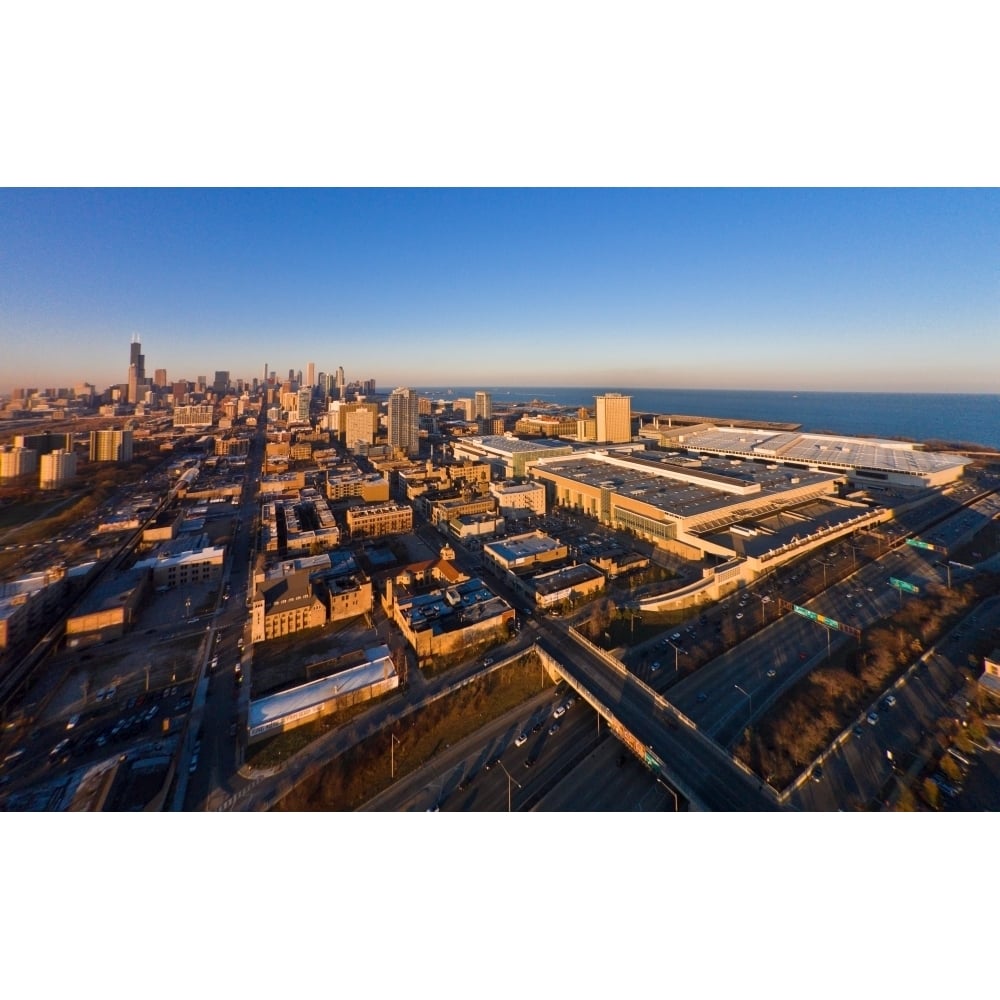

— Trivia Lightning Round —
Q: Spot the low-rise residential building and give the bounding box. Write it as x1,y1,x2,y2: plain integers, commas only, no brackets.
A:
448,513,507,538
345,501,413,539
513,414,579,437
133,544,226,588
65,568,150,646
483,530,569,573
489,479,547,517
530,563,605,609
251,553,373,643
425,493,497,527
979,649,1000,700
387,575,513,665
0,567,70,673
325,464,390,503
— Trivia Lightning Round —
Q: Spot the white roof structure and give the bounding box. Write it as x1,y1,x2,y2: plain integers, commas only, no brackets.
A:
664,426,969,486
248,645,395,737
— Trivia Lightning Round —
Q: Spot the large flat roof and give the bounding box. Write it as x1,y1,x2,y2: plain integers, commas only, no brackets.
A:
484,531,564,563
672,426,970,476
476,435,572,455
532,452,836,521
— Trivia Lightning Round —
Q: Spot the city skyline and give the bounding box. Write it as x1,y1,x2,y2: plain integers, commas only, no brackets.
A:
1,188,998,395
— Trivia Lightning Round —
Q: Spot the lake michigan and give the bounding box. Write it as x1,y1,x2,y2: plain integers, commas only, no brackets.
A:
417,387,1000,450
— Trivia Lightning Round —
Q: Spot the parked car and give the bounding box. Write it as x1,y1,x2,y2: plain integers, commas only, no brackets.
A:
867,711,879,725
514,732,528,748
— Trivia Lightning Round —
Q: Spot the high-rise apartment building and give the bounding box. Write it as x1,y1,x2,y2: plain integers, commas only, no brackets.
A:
388,387,420,457
89,429,133,462
594,393,632,444
296,387,312,423
13,432,72,455
39,449,77,489
0,446,38,482
475,391,492,421
344,404,378,449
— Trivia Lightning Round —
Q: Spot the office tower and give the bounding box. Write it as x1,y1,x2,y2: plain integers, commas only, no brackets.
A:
196,375,207,394
594,393,632,444
89,429,133,462
39,449,77,489
213,371,230,396
475,391,492,421
306,362,316,388
388,387,420,457
153,368,168,388
127,334,145,404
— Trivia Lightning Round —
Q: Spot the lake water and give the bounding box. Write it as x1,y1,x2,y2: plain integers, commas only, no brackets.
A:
419,387,1000,450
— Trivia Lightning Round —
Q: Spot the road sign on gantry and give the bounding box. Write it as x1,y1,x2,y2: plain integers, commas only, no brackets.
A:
889,577,920,594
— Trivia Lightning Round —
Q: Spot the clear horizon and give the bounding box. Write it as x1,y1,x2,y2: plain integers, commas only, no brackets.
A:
2,188,997,395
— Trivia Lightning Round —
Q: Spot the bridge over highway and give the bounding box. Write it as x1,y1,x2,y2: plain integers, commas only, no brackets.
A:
533,630,783,811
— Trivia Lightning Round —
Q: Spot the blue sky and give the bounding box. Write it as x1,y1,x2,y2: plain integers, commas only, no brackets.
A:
1,188,997,394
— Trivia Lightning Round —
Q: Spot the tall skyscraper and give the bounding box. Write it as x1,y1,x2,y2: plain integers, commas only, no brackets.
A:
213,371,230,396
127,334,145,404
153,368,168,388
594,393,632,443
307,362,316,387
388,387,420,457
475,390,492,421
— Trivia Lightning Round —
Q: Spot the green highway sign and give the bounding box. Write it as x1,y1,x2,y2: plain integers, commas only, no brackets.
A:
889,577,920,594
907,538,939,552
792,605,842,631
644,751,661,772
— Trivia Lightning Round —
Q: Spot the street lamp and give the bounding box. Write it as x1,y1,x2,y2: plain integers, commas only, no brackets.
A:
757,593,769,626
390,733,400,779
665,639,686,674
734,683,752,724
496,759,521,812
656,778,679,812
